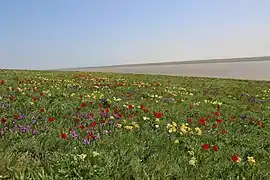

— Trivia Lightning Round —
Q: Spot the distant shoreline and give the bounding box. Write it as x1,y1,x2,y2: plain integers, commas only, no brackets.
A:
59,56,270,70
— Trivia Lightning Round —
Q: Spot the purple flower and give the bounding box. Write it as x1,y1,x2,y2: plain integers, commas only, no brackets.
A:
113,113,120,119
19,115,25,120
108,120,114,124
86,129,95,134
71,85,78,90
100,98,106,103
100,112,108,118
83,139,90,145
32,129,37,135
240,115,247,119
94,133,100,140
18,125,30,133
70,129,80,139
87,114,93,120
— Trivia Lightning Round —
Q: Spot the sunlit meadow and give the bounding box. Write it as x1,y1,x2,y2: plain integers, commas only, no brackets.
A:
0,69,269,179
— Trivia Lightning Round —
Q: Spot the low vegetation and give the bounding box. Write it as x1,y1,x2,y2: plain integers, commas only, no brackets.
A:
0,70,269,179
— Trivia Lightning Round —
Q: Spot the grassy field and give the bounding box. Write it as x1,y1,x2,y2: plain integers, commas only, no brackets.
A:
0,69,270,179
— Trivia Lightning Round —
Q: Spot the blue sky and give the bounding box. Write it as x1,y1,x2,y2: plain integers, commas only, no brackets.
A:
1,0,270,69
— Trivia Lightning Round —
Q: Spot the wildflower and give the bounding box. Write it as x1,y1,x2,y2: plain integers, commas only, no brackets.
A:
202,143,210,150
174,139,179,144
17,87,23,92
143,117,150,120
216,119,223,123
212,145,219,151
117,123,122,128
221,129,226,134
213,123,218,129
9,95,14,101
93,151,100,157
188,151,195,156
79,124,85,129
32,129,37,135
240,115,247,119
179,123,188,135
48,117,54,123
1,118,7,124
153,111,163,118
89,121,97,128
83,139,90,145
124,125,133,130
167,123,177,133
198,117,206,126
247,157,256,165
87,133,95,139
131,122,139,129
189,157,197,166
60,132,68,139
232,154,241,163
80,103,86,108
77,154,87,161
194,127,202,136
187,117,192,124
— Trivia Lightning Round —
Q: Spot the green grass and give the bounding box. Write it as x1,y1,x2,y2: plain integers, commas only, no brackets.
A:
0,70,270,180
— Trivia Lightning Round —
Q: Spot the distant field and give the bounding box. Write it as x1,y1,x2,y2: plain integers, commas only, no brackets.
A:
58,57,270,81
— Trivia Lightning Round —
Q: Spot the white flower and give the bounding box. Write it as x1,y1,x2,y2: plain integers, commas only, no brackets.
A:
77,154,87,161
93,151,100,157
189,157,197,166
188,151,195,156
143,117,150,120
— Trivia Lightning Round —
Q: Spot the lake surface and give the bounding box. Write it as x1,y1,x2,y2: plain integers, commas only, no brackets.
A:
70,61,270,81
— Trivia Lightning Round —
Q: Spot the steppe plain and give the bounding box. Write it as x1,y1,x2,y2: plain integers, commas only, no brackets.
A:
1,56,270,179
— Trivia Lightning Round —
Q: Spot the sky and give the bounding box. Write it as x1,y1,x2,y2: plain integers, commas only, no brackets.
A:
1,0,270,70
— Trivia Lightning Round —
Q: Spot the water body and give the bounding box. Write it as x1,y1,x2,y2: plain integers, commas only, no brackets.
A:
71,61,270,81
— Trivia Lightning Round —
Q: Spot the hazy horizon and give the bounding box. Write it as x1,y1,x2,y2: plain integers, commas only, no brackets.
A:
1,1,270,70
